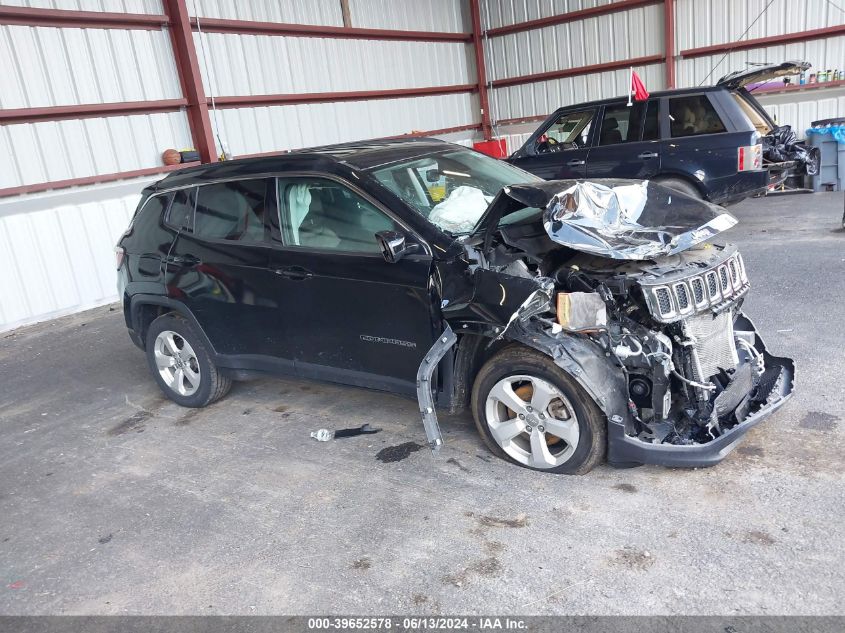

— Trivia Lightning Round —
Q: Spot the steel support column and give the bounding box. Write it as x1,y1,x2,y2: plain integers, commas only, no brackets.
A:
163,0,217,163
469,0,493,140
664,0,675,89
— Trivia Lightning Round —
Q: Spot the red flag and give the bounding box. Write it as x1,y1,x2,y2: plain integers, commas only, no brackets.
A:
631,70,649,101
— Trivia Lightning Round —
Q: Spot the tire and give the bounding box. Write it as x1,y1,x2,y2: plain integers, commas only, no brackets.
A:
144,313,231,407
470,345,606,475
653,176,703,199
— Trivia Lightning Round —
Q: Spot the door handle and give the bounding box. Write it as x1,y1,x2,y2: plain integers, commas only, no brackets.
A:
164,254,201,266
272,265,313,281
638,151,659,159
566,159,586,167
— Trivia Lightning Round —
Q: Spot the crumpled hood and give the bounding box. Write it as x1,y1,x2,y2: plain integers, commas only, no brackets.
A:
476,179,738,261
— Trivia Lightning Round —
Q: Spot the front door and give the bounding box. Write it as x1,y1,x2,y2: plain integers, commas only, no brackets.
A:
586,99,662,179
268,176,435,395
164,179,287,359
510,108,597,179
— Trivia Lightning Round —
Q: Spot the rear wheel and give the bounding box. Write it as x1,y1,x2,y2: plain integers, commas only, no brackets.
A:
145,313,231,407
471,346,606,474
653,176,703,199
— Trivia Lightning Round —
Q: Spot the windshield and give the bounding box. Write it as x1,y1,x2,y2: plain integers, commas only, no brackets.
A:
368,148,542,234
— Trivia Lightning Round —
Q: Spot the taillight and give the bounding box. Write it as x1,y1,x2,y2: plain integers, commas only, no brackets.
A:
737,143,762,171
114,246,125,269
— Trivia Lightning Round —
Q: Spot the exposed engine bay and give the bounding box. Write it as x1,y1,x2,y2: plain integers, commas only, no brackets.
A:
435,179,794,457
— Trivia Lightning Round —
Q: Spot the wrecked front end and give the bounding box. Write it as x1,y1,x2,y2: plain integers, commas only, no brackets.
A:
423,179,794,468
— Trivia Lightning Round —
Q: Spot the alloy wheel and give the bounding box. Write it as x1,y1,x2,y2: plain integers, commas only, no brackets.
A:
484,374,580,469
153,330,201,397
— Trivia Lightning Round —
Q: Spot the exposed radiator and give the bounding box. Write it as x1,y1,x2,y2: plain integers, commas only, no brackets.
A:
683,311,739,381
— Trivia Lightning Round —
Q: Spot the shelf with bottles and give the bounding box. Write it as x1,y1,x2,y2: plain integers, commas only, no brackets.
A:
749,79,845,97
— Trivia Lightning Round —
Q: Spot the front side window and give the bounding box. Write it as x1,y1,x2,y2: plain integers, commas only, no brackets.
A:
536,109,596,153
369,148,541,235
277,178,399,253
193,179,269,242
669,95,727,137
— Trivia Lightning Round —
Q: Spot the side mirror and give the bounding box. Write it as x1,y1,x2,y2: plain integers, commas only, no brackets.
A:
375,230,420,263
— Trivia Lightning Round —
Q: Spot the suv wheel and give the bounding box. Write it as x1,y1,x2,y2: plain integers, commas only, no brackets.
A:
471,346,606,474
145,313,231,407
653,176,703,199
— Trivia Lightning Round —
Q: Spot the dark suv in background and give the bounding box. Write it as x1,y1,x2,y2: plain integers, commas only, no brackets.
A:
507,62,809,205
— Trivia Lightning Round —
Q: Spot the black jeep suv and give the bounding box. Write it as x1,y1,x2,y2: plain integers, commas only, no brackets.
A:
117,138,793,474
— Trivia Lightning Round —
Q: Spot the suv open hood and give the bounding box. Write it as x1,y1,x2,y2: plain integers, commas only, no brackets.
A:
717,61,810,89
473,179,738,261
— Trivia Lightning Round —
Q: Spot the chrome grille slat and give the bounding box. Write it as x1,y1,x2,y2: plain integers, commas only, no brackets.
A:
640,252,749,324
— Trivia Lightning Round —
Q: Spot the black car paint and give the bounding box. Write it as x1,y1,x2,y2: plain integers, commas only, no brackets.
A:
507,85,782,205
118,139,789,468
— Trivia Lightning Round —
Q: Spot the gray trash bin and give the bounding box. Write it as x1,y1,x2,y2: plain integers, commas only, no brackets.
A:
807,120,844,192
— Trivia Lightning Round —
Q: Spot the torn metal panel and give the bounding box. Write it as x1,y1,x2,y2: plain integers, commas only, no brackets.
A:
472,179,738,261
416,325,457,452
541,180,737,260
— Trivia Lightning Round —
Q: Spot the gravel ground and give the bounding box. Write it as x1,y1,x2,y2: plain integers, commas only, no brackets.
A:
0,192,843,616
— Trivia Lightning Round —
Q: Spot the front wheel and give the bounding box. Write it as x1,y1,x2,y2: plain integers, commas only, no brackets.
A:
471,346,606,474
145,313,231,407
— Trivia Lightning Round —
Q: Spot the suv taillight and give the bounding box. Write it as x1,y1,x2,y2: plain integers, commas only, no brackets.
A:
114,246,125,269
737,144,762,171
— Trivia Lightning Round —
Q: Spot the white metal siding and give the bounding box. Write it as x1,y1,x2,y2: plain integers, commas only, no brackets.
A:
192,32,473,97
0,112,193,188
483,1,664,123
213,92,478,156
0,25,182,108
347,0,467,33
0,1,162,13
189,0,343,26
0,179,154,333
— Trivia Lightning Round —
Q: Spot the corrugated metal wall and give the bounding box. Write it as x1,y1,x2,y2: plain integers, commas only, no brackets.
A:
189,0,476,156
483,0,665,122
0,179,151,331
0,0,478,332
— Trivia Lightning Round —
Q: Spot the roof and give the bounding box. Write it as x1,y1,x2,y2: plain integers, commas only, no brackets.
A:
154,137,454,190
544,85,725,113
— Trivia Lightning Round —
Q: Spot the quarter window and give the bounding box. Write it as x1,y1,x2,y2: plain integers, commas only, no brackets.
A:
669,95,726,137
166,188,196,230
277,178,400,254
193,179,269,242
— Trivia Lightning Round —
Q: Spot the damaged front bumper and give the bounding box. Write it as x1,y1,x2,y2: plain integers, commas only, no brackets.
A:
608,316,795,468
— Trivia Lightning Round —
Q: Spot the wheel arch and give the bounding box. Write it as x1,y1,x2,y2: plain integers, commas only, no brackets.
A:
129,295,217,357
652,172,708,200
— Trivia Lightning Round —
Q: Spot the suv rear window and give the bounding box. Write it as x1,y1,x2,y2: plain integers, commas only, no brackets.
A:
669,95,726,137
598,101,658,145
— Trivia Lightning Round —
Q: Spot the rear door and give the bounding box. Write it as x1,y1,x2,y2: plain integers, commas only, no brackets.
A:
509,107,598,179
164,179,288,358
268,176,435,394
586,99,662,178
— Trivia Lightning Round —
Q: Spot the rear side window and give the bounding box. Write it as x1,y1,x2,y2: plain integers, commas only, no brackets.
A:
166,188,196,230
669,95,726,137
193,179,269,242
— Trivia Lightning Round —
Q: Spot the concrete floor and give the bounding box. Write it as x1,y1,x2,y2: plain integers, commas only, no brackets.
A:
1,193,843,616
